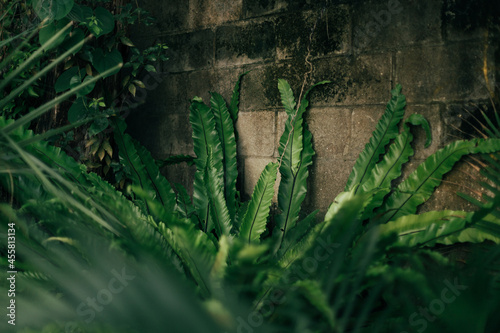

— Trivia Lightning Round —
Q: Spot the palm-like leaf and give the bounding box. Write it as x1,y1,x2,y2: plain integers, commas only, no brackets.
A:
210,91,238,219
345,84,406,192
229,71,249,123
272,80,328,257
189,99,224,232
239,162,278,244
359,114,431,220
375,138,500,224
204,150,232,238
113,118,176,219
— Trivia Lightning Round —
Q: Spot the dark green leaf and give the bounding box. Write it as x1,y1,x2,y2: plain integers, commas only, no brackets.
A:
67,4,92,22
60,28,84,54
144,64,156,72
239,162,278,244
204,150,232,238
359,114,431,220
120,36,135,47
93,7,115,36
376,138,500,223
92,48,123,78
88,117,109,137
67,97,87,124
189,100,224,233
55,67,79,93
210,91,238,219
39,19,71,49
229,71,249,123
345,84,406,191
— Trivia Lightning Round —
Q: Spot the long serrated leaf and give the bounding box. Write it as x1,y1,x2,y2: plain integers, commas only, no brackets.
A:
378,210,469,247
132,138,177,212
272,80,328,256
209,235,229,292
294,280,336,329
161,223,217,298
174,183,197,221
277,211,322,269
189,100,224,232
229,71,249,123
345,84,406,192
239,162,278,244
210,91,238,219
113,118,177,218
273,128,315,255
376,138,500,224
278,79,297,116
360,114,431,220
205,150,232,238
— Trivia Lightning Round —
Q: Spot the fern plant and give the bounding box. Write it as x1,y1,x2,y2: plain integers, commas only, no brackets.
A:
111,77,500,332
2,28,500,333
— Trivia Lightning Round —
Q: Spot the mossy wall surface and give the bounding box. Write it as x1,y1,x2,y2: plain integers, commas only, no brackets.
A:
127,0,500,217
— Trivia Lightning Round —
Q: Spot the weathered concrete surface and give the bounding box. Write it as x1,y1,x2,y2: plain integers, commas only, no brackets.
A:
237,111,276,157
129,0,499,218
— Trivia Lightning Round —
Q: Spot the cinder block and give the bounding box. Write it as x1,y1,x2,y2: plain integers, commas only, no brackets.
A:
242,0,287,19
236,65,294,111
309,53,393,106
186,70,217,105
214,67,258,111
242,0,333,19
275,6,349,61
129,1,190,37
149,72,189,116
307,107,351,158
157,114,194,156
308,157,355,213
163,29,215,73
262,62,310,109
236,111,276,157
349,106,385,159
442,0,499,41
216,20,276,67
351,0,442,53
125,112,192,161
188,0,243,29
395,43,496,103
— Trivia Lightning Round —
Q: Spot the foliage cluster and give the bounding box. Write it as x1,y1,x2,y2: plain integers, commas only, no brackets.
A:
0,0,167,178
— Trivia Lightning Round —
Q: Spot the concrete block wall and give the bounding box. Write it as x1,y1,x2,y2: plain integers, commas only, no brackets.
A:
127,0,499,217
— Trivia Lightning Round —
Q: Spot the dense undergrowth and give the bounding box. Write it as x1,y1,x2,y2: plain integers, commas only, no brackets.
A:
2,1,500,333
